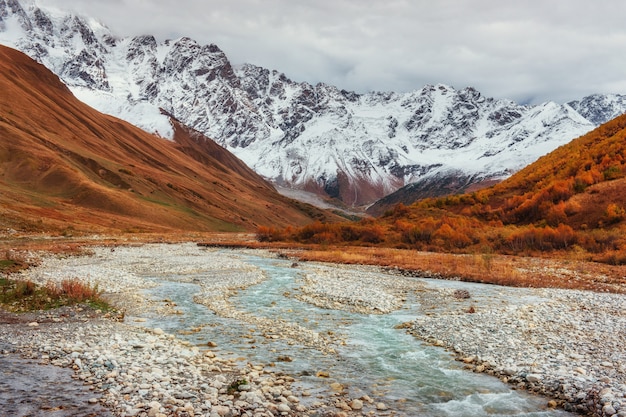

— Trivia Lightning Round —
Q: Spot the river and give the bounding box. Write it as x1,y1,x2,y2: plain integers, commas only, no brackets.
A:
132,249,572,416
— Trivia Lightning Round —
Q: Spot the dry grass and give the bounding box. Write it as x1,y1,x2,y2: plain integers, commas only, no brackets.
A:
297,247,626,293
0,277,107,312
56,279,101,302
200,235,626,294
303,247,626,293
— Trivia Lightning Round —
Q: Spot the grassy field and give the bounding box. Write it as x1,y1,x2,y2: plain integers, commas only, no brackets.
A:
199,234,626,294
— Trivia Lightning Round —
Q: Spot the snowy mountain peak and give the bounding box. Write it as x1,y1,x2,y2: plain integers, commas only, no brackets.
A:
568,94,626,126
2,0,626,207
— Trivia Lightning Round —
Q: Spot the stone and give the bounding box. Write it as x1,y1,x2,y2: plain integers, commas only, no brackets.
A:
330,382,344,392
453,289,471,299
376,402,388,410
148,401,161,409
526,374,542,383
350,399,363,410
336,401,351,411
599,388,613,397
503,367,518,376
603,404,617,415
213,405,230,416
277,403,291,412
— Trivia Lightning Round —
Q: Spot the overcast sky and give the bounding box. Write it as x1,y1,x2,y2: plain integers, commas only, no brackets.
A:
36,0,626,104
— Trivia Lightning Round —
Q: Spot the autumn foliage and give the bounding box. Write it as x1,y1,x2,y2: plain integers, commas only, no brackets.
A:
259,114,626,264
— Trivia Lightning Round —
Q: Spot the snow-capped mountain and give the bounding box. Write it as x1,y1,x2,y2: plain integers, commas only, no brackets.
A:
2,0,626,207
567,94,626,126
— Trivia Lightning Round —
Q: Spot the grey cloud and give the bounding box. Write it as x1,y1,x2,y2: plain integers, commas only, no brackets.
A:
36,0,626,104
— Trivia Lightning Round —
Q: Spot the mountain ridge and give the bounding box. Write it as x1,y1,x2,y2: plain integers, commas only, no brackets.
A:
2,0,625,207
0,44,337,233
274,113,626,266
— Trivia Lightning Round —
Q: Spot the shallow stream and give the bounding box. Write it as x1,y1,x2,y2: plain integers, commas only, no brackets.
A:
134,250,572,416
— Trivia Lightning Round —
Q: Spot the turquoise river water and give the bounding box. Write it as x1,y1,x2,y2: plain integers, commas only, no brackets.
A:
134,251,573,417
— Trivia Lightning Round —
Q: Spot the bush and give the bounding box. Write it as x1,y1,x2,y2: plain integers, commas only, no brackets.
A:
59,279,101,302
506,224,577,252
256,226,285,242
15,280,36,297
605,203,625,224
0,277,107,312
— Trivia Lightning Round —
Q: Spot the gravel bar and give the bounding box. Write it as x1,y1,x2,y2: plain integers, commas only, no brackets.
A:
3,243,625,416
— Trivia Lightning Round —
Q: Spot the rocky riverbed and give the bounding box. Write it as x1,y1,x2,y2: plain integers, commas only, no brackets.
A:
404,281,626,417
0,306,325,417
2,243,625,416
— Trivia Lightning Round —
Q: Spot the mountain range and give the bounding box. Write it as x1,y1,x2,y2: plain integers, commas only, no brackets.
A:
2,0,626,209
280,111,626,264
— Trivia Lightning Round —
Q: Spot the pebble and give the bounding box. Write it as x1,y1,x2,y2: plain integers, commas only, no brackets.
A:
407,282,626,417
350,399,364,410
5,244,392,417
277,403,291,412
8,242,626,417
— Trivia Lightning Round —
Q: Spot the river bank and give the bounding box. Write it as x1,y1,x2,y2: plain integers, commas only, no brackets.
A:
288,260,626,416
2,243,624,416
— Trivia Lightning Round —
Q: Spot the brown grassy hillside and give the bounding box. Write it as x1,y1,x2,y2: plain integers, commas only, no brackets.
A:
0,45,338,234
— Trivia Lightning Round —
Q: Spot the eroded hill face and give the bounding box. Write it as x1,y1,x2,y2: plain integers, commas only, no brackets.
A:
0,46,337,234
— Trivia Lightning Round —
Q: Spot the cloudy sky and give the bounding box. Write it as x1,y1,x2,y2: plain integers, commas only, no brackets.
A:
37,0,626,104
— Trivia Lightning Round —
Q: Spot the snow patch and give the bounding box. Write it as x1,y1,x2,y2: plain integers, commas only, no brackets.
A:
71,87,174,140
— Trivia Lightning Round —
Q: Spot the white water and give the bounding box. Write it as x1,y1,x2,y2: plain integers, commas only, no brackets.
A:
134,250,573,416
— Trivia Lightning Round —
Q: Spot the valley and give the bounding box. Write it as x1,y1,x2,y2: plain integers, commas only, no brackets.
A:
2,0,626,207
0,1,625,417
3,242,624,417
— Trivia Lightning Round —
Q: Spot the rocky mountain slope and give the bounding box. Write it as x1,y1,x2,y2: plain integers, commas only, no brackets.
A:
0,45,336,233
2,0,625,207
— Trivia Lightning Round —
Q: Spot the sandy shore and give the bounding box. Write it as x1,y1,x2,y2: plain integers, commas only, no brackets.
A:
2,243,625,416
